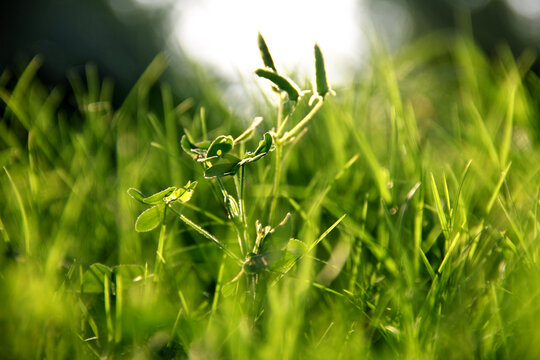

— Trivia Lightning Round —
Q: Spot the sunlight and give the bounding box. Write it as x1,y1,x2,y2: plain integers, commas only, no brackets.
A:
172,0,366,84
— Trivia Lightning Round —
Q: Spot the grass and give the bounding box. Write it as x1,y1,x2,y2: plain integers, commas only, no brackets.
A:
2,32,540,359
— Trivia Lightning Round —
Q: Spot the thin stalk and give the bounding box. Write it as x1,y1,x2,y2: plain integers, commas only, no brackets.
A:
216,176,246,256
268,143,282,226
279,97,324,144
234,165,249,250
153,218,167,281
209,253,227,327
169,206,242,264
277,93,284,129
104,274,114,343
268,96,286,225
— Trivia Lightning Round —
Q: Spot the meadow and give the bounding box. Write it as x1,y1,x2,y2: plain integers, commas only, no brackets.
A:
2,32,540,359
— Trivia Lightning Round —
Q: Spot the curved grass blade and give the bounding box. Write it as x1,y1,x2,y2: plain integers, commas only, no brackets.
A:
255,68,301,102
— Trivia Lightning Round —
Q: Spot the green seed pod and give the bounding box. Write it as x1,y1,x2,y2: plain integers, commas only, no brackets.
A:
314,43,330,97
255,68,301,102
257,32,277,72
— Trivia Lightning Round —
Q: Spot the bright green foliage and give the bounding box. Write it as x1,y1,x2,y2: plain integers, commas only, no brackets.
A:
140,187,176,205
135,204,165,232
3,32,540,360
240,132,274,164
181,134,211,161
129,181,198,232
203,155,241,178
206,135,234,159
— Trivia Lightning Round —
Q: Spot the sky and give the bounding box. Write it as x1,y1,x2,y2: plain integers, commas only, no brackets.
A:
170,0,368,85
130,0,540,87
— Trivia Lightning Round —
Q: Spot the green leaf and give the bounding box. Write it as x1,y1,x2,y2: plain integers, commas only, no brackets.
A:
204,156,241,178
255,68,301,102
135,204,166,232
258,32,277,72
81,263,112,293
314,43,330,97
127,188,146,204
206,135,234,159
142,187,176,205
240,132,274,165
164,181,198,204
181,134,210,161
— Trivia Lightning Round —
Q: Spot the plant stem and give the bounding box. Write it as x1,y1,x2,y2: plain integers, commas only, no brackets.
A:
153,218,167,281
268,142,282,226
279,97,324,144
234,165,249,250
216,176,246,256
268,96,287,225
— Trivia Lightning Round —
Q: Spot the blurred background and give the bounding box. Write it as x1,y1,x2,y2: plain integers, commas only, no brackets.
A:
1,0,540,101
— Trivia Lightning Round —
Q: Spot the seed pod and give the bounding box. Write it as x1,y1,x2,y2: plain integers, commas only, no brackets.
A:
257,32,277,72
255,68,301,102
314,43,330,97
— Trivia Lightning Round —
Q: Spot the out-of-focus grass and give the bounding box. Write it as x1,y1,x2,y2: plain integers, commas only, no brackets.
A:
2,32,540,359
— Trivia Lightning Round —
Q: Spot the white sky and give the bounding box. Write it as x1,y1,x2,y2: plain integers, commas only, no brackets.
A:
130,0,540,86
171,0,367,85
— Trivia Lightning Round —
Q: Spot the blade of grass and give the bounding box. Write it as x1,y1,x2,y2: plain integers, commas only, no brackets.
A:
3,167,30,255
486,163,511,214
430,173,449,240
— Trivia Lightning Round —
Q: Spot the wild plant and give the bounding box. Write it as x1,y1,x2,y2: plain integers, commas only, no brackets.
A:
122,33,343,305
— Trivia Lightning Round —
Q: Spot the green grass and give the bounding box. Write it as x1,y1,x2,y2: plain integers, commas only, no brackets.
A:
2,32,540,359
